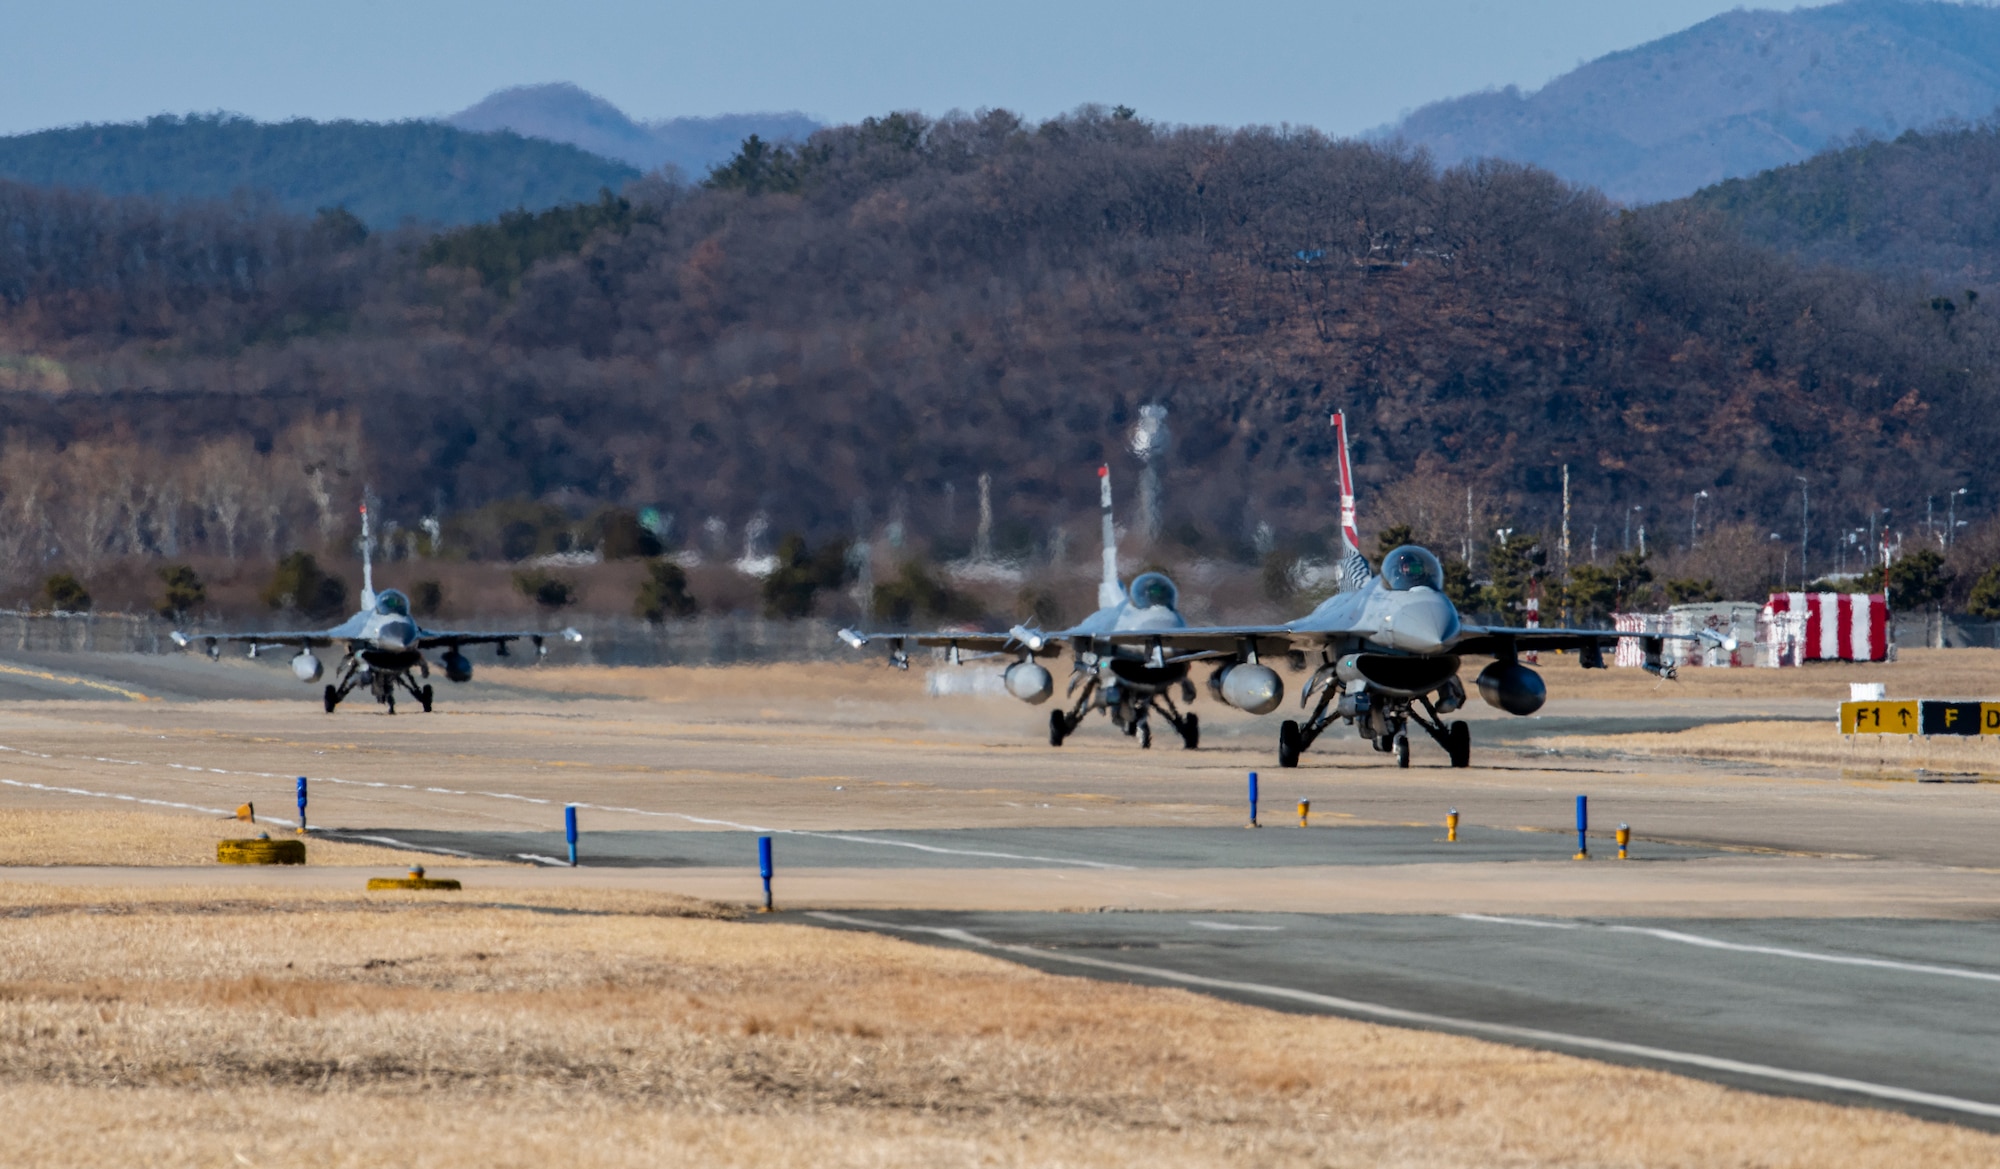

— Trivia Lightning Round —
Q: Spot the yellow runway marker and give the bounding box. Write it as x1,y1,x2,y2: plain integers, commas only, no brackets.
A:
0,661,154,702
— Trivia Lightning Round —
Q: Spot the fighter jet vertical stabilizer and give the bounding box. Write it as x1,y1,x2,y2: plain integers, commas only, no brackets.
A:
1097,464,1124,611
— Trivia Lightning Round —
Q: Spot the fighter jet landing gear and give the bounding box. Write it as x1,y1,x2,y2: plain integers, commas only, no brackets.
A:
322,656,438,715
1047,671,1200,749
1407,695,1472,769
1278,678,1470,769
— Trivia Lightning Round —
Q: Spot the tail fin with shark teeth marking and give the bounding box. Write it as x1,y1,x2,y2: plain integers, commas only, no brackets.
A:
1333,411,1371,591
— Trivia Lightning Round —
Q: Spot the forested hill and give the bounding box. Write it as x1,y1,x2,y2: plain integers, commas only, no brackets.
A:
0,115,639,227
0,108,1993,579
1689,119,2000,292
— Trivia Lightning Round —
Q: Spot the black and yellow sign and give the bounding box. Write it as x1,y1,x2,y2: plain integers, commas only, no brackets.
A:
1842,701,1917,735
1842,700,2000,735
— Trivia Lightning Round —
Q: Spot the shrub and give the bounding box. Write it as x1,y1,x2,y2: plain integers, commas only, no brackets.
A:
410,579,444,617
156,565,206,619
513,569,575,611
635,559,699,622
261,552,349,620
42,573,90,613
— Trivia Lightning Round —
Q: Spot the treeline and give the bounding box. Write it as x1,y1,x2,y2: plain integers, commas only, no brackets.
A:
1691,118,2000,291
1,107,1999,618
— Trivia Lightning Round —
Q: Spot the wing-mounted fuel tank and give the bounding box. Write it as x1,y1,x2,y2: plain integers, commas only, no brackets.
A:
442,649,474,684
1003,660,1054,704
1475,660,1546,715
1207,662,1284,714
290,652,323,683
1333,653,1461,699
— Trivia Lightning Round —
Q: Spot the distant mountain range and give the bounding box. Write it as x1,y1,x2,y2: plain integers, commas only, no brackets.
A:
1383,0,2000,204
0,114,639,228
446,84,818,177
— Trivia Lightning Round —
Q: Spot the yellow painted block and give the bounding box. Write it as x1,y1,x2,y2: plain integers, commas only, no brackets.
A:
1982,704,2000,735
1841,700,1918,735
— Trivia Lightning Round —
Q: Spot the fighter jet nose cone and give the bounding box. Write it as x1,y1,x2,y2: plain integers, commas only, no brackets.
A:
380,618,417,648
1392,589,1460,654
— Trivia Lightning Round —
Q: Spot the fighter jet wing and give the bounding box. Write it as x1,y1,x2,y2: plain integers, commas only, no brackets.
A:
1452,624,1718,657
1087,625,1297,659
1451,625,1621,656
173,629,340,651
836,626,1068,660
415,627,583,651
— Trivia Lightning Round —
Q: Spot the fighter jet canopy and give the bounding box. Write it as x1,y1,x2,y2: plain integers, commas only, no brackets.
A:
1380,546,1444,592
1127,571,1178,611
374,589,412,617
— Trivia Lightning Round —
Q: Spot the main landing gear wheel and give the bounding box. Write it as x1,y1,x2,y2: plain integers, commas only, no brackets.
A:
1049,711,1067,747
323,684,338,713
1180,713,1200,750
1137,719,1152,749
386,693,396,715
1278,720,1302,769
1447,720,1471,769
419,684,434,713
1394,733,1410,769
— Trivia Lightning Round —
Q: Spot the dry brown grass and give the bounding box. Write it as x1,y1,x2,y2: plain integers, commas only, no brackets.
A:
1543,720,2000,778
0,883,1991,1167
1540,647,2000,703
0,807,510,867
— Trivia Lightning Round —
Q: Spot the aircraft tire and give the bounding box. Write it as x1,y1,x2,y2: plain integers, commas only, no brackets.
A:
1278,720,1302,769
1447,720,1471,769
1394,734,1410,769
386,693,395,716
1180,713,1200,750
323,685,338,714
419,684,434,713
1138,720,1152,749
1049,711,1066,747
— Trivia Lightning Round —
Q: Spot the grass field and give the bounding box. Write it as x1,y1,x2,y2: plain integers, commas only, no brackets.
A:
0,881,1993,1168
0,808,506,867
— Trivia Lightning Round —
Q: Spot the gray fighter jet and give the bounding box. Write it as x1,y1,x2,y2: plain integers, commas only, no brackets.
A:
1093,411,1714,768
839,466,1222,749
173,504,581,713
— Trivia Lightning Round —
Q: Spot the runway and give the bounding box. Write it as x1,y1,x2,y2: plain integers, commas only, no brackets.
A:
806,908,2000,1127
7,651,2000,1130
336,823,1723,868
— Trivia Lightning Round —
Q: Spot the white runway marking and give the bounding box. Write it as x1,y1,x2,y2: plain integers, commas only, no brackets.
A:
1190,921,1284,932
0,743,1130,869
811,912,2000,1122
1459,913,2000,985
0,777,295,827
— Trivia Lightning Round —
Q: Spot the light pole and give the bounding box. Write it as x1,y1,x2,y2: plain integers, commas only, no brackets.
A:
1625,505,1642,554
1798,478,1811,582
1691,490,1709,549
1950,487,1968,549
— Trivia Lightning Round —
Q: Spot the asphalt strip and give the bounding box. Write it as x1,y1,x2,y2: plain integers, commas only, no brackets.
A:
1458,913,2000,984
807,911,2000,1124
0,750,1129,869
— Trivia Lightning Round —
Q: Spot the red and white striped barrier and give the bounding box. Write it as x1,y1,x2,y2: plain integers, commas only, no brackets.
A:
1762,593,1891,664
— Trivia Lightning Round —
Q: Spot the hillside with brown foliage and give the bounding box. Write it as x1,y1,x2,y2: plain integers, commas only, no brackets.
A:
0,107,1995,613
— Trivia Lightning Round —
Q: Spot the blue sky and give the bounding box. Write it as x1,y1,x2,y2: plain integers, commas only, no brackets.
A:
0,0,1809,137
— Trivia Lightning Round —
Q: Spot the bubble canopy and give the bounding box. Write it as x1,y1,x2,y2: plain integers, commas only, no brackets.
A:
374,589,411,617
1127,572,1178,611
1379,546,1444,592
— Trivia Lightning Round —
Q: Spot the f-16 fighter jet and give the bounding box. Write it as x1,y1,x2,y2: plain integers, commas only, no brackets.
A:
173,504,581,714
840,466,1231,749
1091,411,1718,769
